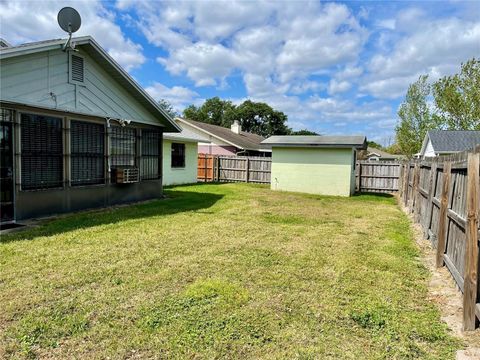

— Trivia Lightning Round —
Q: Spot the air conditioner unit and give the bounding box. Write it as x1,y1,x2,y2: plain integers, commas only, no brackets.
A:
112,167,139,184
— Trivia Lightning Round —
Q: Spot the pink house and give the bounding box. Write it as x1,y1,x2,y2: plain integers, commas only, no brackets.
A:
176,118,271,157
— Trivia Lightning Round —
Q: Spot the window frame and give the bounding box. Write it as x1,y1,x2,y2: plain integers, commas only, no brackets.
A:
141,129,161,180
110,126,137,169
171,142,186,169
70,119,106,187
20,112,64,191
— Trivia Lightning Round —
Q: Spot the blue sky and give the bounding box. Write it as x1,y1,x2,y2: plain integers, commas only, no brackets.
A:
1,0,479,144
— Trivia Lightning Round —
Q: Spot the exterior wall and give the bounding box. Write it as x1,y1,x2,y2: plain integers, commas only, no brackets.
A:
270,147,354,197
198,144,237,155
2,105,164,221
0,48,163,127
163,140,198,185
423,139,437,157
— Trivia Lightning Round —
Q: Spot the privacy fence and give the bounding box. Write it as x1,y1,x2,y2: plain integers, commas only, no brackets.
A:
355,160,401,193
198,154,271,184
398,147,480,331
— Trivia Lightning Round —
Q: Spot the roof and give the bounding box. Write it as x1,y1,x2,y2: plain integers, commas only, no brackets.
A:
0,36,180,132
164,119,209,143
177,118,270,152
366,147,401,159
426,130,480,153
262,135,367,149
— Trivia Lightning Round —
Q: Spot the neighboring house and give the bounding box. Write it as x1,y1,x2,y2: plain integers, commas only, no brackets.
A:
163,119,207,185
365,147,403,162
0,36,180,224
261,135,367,196
419,130,480,158
176,118,271,156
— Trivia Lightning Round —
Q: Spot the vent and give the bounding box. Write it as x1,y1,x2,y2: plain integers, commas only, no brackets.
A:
71,54,84,83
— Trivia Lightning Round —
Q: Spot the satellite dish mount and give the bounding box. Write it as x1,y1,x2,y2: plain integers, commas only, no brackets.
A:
57,7,81,51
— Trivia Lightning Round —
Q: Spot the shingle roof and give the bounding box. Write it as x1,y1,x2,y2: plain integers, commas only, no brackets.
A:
262,135,367,149
178,118,269,151
428,130,480,153
164,120,209,143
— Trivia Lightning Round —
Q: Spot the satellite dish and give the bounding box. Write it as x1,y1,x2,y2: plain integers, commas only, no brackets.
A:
57,7,81,51
57,7,81,34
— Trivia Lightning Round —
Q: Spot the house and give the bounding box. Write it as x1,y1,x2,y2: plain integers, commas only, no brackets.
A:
163,119,207,185
364,147,403,162
0,36,180,224
419,130,480,158
176,118,271,156
261,135,367,196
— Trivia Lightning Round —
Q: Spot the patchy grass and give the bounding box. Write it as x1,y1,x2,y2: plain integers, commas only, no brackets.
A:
0,183,461,359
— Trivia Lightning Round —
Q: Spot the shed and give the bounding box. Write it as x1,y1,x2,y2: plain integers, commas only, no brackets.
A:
163,119,208,185
261,135,367,196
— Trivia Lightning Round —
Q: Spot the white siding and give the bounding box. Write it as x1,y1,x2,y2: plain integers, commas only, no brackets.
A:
1,48,162,125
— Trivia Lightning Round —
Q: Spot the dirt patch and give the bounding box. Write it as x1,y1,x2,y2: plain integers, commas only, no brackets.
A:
398,198,480,359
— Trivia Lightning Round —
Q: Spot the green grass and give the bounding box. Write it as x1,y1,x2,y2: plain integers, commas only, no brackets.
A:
0,183,461,359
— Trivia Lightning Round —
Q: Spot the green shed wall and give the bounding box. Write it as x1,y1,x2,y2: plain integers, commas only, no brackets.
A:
270,147,355,196
162,140,198,186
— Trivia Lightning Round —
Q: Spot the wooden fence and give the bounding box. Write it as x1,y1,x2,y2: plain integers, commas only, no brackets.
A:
198,154,271,184
355,161,401,193
398,147,480,330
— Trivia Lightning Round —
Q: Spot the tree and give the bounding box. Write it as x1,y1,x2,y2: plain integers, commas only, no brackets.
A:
158,99,178,119
183,97,236,127
367,140,383,150
235,100,291,137
291,129,319,135
183,97,291,137
433,58,480,130
395,75,439,157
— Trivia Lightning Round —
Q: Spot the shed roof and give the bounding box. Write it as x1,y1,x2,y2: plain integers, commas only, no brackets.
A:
0,36,180,132
177,118,270,151
427,130,480,153
262,135,367,149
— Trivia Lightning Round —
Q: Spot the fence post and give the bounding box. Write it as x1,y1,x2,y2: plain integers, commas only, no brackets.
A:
356,162,362,192
205,154,208,182
463,152,479,330
246,157,250,183
411,163,419,213
424,162,437,239
402,163,409,206
436,161,451,268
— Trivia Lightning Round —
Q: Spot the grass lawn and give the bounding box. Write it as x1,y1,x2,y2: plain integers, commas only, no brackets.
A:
0,183,461,359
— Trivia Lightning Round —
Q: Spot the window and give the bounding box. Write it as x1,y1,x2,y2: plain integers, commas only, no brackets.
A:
71,120,105,186
171,143,185,168
110,126,136,167
70,54,84,83
21,113,63,190
141,130,161,180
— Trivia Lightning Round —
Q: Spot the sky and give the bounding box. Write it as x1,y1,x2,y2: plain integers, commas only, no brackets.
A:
1,1,479,144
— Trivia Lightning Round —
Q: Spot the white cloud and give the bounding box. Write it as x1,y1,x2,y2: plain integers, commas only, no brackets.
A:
145,83,200,113
328,80,352,95
360,15,480,98
0,0,145,71
124,1,368,89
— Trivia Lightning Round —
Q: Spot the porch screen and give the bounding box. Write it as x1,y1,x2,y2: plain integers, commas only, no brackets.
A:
141,130,161,180
71,120,105,186
21,113,63,190
110,126,136,167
